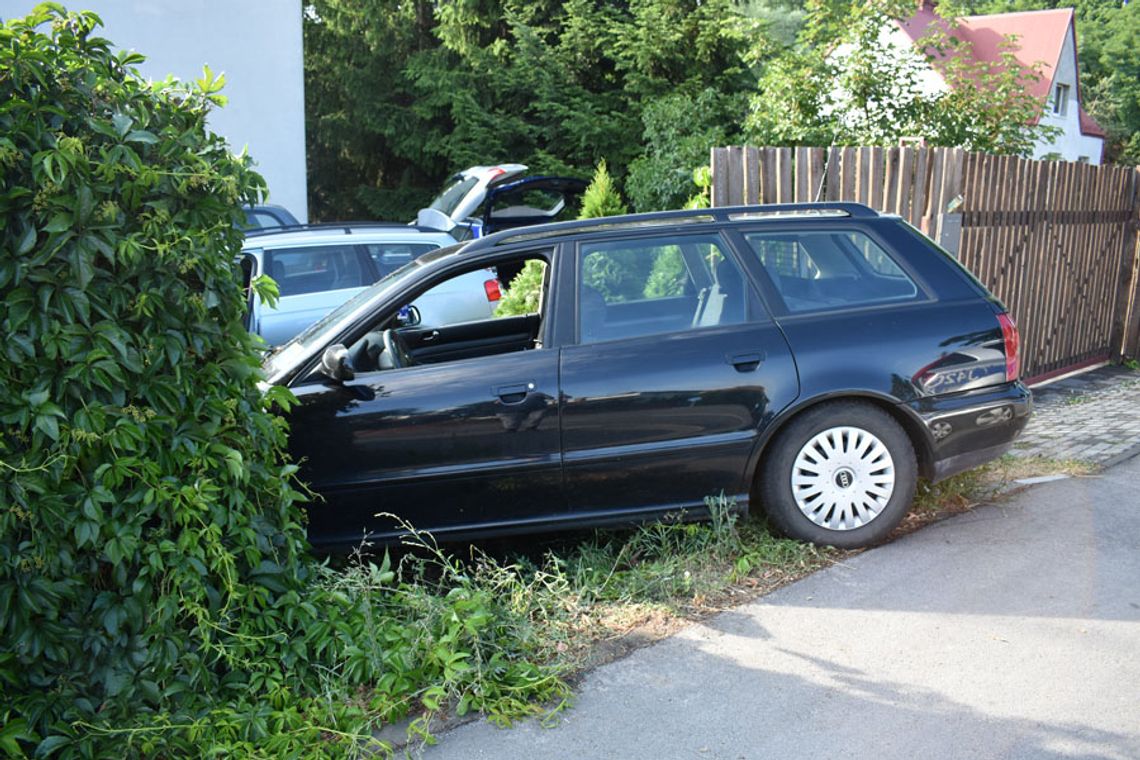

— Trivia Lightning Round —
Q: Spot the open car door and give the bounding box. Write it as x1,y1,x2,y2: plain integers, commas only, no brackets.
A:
481,176,589,236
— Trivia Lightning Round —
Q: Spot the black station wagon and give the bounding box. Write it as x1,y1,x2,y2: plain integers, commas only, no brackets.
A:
263,203,1031,551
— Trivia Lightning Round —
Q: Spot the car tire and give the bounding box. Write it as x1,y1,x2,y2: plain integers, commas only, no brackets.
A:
759,401,917,549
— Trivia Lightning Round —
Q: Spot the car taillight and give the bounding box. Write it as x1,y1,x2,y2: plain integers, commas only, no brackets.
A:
997,312,1019,382
484,279,502,301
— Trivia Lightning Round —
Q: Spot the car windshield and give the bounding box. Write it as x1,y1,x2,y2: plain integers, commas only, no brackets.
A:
428,174,479,217
262,243,462,378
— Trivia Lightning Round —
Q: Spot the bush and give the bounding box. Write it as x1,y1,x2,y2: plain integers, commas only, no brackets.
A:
0,5,328,751
578,160,628,220
0,9,568,756
498,160,632,316
495,259,547,318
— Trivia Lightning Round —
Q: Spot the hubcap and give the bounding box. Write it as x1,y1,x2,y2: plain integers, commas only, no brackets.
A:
791,426,896,531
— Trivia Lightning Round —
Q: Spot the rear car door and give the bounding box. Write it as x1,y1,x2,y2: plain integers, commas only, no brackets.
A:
258,243,378,345
557,231,800,519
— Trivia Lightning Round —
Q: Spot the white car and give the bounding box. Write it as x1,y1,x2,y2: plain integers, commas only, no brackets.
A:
241,224,500,345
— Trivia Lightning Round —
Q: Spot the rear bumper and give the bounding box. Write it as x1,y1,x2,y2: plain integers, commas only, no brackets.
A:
906,381,1033,483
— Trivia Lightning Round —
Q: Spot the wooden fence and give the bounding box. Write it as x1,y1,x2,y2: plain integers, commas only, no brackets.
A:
710,146,1140,382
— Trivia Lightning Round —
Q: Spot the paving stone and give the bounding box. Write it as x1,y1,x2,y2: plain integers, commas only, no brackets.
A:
1015,365,1140,466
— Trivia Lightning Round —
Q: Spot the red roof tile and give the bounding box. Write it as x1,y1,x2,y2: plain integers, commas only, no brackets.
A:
896,5,1105,138
1079,107,1106,138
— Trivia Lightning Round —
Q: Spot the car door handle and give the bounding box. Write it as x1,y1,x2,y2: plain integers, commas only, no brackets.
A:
493,382,535,404
420,330,441,343
727,351,765,372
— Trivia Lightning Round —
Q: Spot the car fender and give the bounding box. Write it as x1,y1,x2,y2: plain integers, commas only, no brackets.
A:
740,388,935,498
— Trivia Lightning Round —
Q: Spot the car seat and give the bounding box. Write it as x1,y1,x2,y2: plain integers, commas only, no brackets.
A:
579,285,607,342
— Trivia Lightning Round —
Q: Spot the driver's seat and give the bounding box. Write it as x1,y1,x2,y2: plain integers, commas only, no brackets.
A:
352,330,387,372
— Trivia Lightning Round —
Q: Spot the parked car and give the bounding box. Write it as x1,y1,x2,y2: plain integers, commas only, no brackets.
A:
263,202,1031,552
415,164,588,238
241,223,497,345
243,203,301,230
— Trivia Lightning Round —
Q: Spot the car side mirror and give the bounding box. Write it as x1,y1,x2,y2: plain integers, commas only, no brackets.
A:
397,304,421,328
319,344,354,383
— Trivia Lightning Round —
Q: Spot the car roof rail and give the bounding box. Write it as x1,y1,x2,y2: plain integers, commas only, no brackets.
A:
244,221,442,238
459,202,879,252
720,202,879,220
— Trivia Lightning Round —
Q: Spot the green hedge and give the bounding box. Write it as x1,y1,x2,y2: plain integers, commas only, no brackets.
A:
0,6,324,753
0,10,568,756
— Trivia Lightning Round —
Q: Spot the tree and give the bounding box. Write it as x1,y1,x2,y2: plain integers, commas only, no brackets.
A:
746,2,1054,155
304,0,764,219
579,160,629,219
625,89,742,212
497,159,629,317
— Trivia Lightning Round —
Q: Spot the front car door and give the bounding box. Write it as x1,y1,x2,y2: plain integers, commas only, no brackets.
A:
285,247,564,550
558,231,800,521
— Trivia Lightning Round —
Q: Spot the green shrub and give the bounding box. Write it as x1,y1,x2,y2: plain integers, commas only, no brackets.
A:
0,5,326,751
643,247,687,299
498,160,632,315
578,160,628,220
0,9,568,756
495,259,546,318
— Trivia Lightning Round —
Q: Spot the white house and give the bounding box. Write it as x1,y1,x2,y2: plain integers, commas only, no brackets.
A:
0,1,309,219
892,3,1106,164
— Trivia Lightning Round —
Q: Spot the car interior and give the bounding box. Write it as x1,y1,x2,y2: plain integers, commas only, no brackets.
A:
264,245,374,297
577,237,760,344
344,252,550,374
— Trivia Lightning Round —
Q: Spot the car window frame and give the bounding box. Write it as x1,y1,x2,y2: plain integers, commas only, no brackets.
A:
722,221,937,321
287,243,561,388
569,229,770,347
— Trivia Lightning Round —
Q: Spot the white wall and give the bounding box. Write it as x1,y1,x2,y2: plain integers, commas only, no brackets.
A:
826,24,949,137
0,1,308,220
1034,26,1104,165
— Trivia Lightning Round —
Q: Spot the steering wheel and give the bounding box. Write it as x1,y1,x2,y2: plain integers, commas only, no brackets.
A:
381,328,413,369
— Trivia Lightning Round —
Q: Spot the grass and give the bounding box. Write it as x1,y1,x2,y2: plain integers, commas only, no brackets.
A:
321,497,832,752
316,454,1097,754
895,454,1097,536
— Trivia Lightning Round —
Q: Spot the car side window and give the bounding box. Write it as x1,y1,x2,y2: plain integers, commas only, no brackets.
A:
744,230,918,313
364,242,441,278
341,251,550,375
578,234,755,344
264,245,369,296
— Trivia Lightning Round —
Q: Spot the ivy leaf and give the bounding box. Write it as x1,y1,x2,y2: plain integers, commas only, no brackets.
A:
34,734,71,757
125,130,158,145
34,414,60,441
111,112,133,138
70,248,95,289
15,226,36,255
44,214,71,233
103,668,130,697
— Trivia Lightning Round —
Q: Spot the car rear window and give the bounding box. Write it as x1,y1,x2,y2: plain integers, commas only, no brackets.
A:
264,245,369,296
744,230,918,313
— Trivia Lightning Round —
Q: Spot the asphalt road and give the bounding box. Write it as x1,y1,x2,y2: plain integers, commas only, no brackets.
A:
424,455,1140,760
